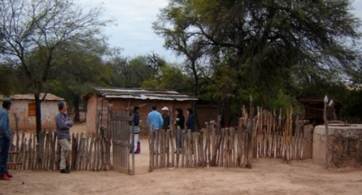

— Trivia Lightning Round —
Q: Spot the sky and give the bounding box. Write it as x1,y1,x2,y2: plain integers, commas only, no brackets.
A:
82,0,362,63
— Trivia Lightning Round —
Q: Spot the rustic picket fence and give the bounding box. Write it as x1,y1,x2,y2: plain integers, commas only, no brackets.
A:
7,129,112,171
149,106,305,170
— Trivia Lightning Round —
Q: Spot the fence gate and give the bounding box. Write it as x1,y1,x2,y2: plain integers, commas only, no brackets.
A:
109,110,135,175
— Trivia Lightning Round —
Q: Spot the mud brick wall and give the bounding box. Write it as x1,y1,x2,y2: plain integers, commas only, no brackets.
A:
313,125,362,168
329,132,362,168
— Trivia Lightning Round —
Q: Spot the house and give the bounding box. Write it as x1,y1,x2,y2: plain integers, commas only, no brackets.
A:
84,88,198,133
0,93,64,131
299,99,342,125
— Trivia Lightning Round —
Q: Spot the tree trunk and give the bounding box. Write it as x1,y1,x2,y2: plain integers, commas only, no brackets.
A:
74,94,80,122
34,93,42,165
191,61,201,130
35,93,42,143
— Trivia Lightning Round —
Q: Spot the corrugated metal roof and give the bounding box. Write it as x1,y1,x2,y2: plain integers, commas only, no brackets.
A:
96,87,198,101
0,93,64,101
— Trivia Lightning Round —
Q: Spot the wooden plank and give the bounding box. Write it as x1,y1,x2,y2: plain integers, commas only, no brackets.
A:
246,96,254,168
169,128,175,167
148,127,154,172
88,133,95,171
166,130,170,167
71,133,78,170
181,130,185,168
155,130,159,168
22,135,27,170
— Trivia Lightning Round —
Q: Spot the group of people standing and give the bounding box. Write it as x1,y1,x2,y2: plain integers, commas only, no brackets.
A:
129,105,196,153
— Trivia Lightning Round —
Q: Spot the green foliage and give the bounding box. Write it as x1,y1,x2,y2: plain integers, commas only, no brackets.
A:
339,89,362,123
47,40,112,99
106,54,165,88
141,64,192,93
267,90,298,115
0,65,16,95
155,0,362,124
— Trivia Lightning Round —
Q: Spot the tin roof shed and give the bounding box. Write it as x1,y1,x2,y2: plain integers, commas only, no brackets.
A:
91,87,198,101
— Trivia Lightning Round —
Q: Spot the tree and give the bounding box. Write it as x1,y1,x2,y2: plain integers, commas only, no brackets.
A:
0,63,16,95
107,54,166,88
155,0,361,125
47,40,113,122
0,0,112,162
141,63,193,92
153,4,211,94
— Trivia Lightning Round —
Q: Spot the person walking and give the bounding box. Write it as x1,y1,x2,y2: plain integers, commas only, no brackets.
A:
0,98,13,180
146,106,163,153
129,106,141,153
174,108,185,153
161,106,170,131
55,101,73,174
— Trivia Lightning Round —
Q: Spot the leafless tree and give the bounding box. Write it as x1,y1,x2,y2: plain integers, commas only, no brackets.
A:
0,0,112,164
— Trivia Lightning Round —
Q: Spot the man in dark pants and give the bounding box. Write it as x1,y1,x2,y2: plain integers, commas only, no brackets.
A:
0,98,12,180
55,101,73,173
161,106,170,131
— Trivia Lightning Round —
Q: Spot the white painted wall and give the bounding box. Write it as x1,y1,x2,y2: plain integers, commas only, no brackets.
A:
6,100,59,131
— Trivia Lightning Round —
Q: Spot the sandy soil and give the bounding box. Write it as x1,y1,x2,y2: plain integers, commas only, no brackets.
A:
2,123,362,195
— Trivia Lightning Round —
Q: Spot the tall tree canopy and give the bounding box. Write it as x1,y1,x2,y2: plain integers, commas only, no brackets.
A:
154,0,361,125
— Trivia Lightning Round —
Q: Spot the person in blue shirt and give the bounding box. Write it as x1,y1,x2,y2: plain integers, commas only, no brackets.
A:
147,105,163,132
0,98,12,180
147,105,163,153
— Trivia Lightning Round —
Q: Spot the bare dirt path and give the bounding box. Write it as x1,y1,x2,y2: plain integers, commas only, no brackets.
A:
2,124,362,195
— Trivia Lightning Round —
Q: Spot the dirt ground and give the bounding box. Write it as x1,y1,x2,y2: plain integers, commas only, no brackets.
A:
2,123,362,195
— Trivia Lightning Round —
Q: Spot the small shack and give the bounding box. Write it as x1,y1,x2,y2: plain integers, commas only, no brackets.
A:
84,88,198,133
299,99,342,125
0,93,64,131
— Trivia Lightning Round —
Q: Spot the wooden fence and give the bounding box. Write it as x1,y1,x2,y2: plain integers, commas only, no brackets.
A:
8,129,112,171
149,106,306,170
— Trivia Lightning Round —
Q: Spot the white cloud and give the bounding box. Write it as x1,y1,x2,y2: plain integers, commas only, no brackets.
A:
78,0,176,61
351,0,362,19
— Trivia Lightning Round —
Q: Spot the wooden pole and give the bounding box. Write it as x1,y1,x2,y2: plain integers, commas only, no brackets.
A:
246,96,254,168
323,95,329,169
211,121,216,165
148,127,154,172
170,128,175,167
166,130,170,167
181,130,185,168
205,122,210,165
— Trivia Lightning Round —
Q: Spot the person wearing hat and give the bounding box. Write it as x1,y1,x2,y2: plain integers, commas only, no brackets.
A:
161,106,170,131
55,101,73,174
129,106,141,153
0,98,13,180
